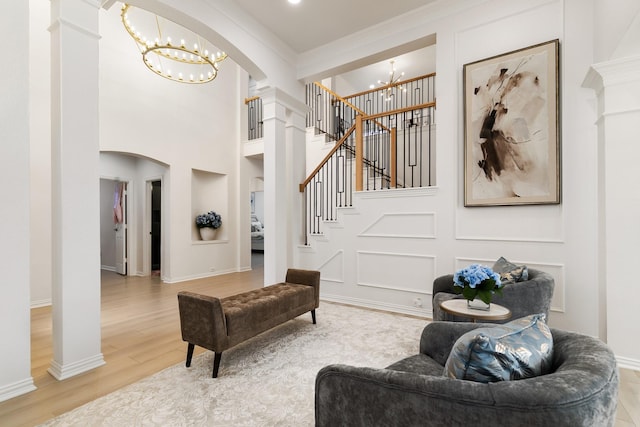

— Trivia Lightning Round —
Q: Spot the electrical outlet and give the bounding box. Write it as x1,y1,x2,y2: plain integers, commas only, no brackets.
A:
413,297,422,308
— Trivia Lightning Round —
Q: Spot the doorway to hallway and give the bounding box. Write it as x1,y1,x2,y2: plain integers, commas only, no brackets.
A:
99,178,128,275
151,180,161,274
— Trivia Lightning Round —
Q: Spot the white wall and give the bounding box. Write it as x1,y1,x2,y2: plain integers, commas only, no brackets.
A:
29,0,52,307
98,5,246,282
298,0,607,337
0,0,36,402
594,0,640,61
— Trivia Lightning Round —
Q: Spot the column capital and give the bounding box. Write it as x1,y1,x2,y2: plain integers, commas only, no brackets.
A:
50,0,100,32
583,55,640,118
258,86,309,118
584,54,640,92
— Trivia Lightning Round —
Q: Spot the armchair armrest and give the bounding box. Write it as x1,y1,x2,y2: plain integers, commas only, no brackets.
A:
285,268,320,307
315,364,493,427
431,274,455,301
419,322,487,365
177,291,229,351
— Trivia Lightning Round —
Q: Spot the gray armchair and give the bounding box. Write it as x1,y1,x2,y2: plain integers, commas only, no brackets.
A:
432,268,555,323
315,321,618,427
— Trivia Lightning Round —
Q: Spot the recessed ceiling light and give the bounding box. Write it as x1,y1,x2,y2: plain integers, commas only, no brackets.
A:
288,0,301,4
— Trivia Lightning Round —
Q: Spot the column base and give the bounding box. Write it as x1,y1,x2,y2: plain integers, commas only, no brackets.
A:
48,353,105,381
0,377,36,403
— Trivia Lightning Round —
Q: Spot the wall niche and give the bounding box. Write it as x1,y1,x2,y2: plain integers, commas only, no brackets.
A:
191,169,228,242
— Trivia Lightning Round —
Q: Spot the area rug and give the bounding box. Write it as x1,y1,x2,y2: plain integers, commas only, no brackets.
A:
40,302,429,426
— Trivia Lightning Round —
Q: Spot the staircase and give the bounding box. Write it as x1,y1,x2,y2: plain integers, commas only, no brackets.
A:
300,74,436,244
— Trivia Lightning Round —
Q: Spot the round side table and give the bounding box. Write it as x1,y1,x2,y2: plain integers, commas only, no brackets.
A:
439,299,512,323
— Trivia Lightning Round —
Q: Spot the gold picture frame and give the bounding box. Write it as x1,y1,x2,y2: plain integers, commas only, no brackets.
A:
463,39,560,207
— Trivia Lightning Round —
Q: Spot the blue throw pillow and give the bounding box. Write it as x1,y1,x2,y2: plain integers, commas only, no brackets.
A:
493,256,529,284
444,314,553,383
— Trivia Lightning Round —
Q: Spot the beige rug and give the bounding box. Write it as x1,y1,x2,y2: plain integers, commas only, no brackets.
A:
40,302,429,426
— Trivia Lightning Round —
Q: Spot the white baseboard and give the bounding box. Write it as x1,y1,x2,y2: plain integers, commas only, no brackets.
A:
320,293,431,319
162,268,238,284
101,265,116,272
31,299,52,308
48,353,106,381
0,377,36,403
617,355,640,372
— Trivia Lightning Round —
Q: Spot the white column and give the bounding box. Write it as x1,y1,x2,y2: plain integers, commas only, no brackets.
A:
0,2,37,402
584,54,640,368
49,0,105,379
286,109,308,267
260,88,308,284
261,90,288,284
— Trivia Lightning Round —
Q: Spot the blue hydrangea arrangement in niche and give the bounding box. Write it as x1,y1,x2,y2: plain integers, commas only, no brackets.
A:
195,211,222,229
195,211,222,240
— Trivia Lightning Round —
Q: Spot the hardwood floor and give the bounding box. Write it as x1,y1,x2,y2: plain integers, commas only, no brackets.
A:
619,369,640,426
0,261,638,427
0,267,265,427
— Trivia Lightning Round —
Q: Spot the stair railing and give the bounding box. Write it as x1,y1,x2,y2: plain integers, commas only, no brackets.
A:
245,96,263,140
358,102,436,190
343,73,436,115
299,125,358,244
306,82,366,141
300,100,436,244
248,73,436,244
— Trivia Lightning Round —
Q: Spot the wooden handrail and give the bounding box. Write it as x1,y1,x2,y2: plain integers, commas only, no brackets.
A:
313,82,390,133
313,82,365,116
299,125,356,192
244,96,260,104
299,101,437,192
343,72,436,100
364,101,436,120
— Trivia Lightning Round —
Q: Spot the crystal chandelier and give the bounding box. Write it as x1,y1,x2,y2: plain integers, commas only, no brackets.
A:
121,4,227,84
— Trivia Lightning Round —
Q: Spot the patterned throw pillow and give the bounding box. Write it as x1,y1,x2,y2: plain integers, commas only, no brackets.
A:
443,314,553,383
493,256,528,284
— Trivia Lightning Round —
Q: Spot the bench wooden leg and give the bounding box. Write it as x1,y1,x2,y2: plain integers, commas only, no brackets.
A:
311,309,316,324
212,352,222,378
186,343,195,367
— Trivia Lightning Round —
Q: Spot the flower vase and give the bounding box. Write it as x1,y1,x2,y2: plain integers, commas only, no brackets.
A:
199,227,218,241
467,298,490,311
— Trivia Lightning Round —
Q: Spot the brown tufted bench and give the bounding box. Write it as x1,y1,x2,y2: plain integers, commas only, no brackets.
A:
177,268,320,377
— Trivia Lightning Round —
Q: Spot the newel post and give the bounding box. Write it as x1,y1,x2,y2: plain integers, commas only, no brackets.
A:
355,114,363,191
390,127,397,188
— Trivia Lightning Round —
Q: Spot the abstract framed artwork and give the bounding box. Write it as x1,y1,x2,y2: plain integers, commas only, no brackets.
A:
463,39,560,207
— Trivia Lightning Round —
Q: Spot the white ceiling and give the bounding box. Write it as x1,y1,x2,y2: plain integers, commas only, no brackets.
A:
231,0,438,54
331,45,434,95
230,0,438,94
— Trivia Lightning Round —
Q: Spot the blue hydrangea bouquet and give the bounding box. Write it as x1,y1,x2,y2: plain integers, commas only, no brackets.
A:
453,264,503,305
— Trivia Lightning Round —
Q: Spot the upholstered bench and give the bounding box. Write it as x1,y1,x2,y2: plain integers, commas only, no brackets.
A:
177,268,320,377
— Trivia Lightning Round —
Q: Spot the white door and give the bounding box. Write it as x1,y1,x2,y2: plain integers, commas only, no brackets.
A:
115,182,127,275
